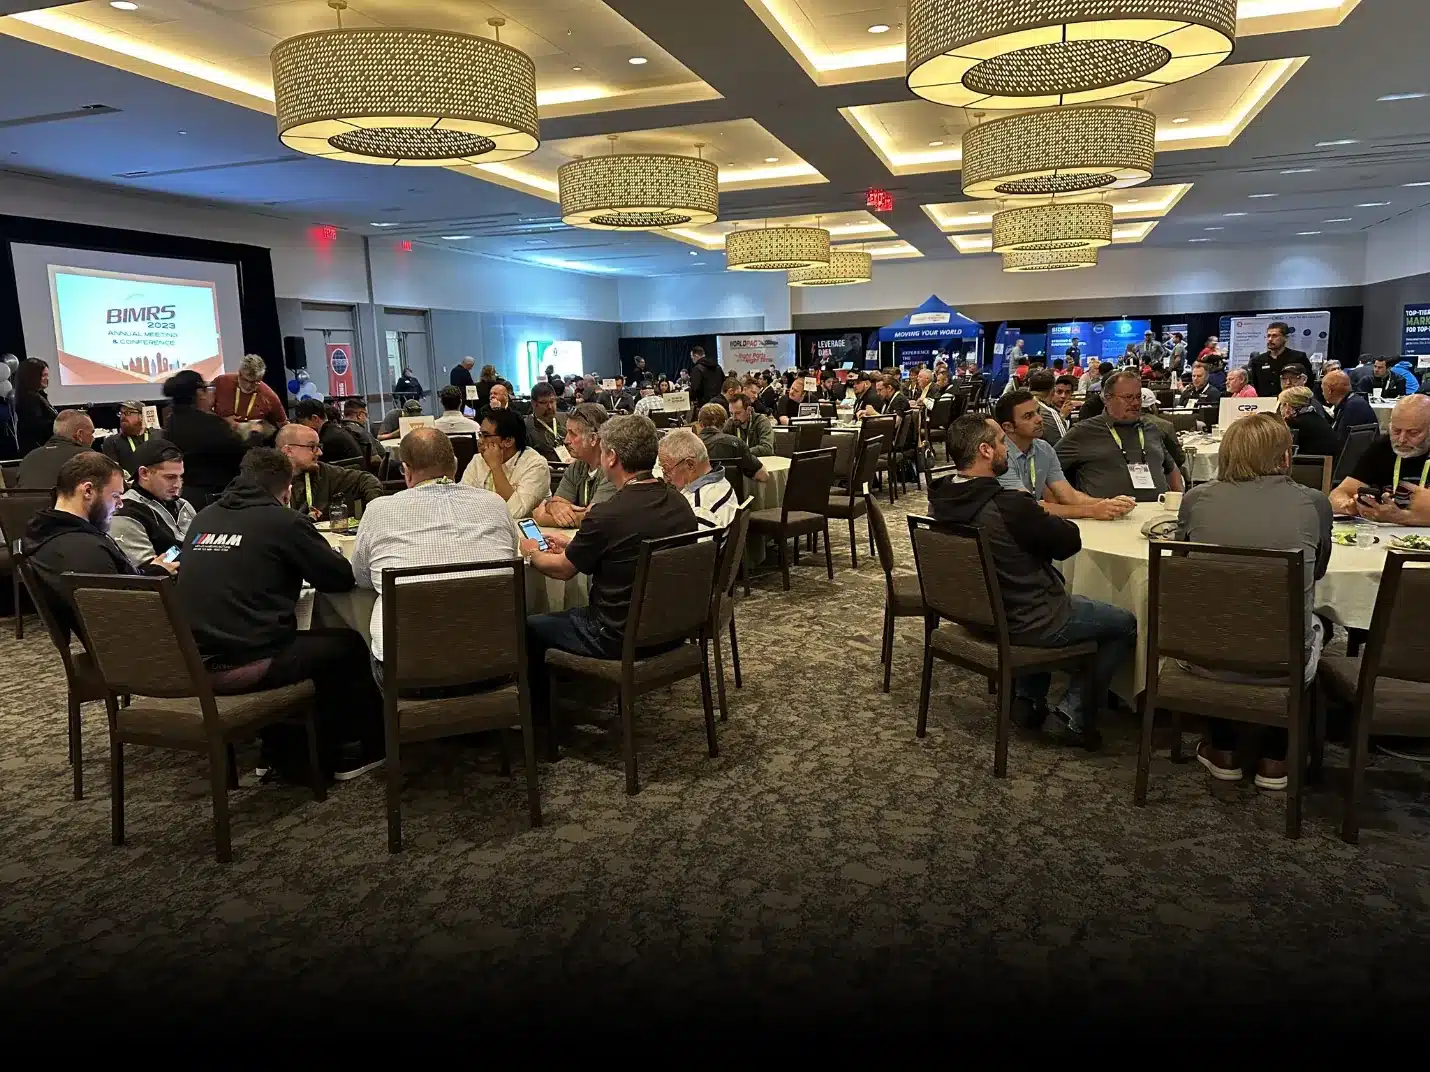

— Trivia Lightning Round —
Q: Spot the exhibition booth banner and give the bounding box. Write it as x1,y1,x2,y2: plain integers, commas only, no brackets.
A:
718,333,796,375
1224,311,1330,369
1403,305,1430,357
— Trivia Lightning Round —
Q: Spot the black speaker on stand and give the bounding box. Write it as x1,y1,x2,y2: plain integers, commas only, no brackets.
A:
283,335,307,371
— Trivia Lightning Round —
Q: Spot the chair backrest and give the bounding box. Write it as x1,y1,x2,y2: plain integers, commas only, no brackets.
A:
1358,550,1430,685
818,402,837,420
929,395,954,432
924,463,959,488
781,447,838,518
328,455,365,470
771,425,794,458
69,574,217,715
895,408,922,452
448,433,478,481
622,530,720,657
1169,411,1198,433
0,488,53,550
907,515,1005,642
711,497,753,604
867,497,895,577
859,415,897,456
1146,541,1302,679
947,389,969,423
792,421,827,453
382,559,525,690
1334,423,1380,484
851,436,884,495
1155,390,1177,409
1289,454,1332,495
16,555,83,676
0,460,20,488
707,456,744,502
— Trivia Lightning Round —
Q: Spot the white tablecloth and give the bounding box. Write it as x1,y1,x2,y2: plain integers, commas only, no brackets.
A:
1179,434,1220,483
1372,402,1395,430
1062,503,1395,702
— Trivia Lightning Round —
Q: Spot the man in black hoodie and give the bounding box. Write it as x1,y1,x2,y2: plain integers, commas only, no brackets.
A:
176,447,383,781
928,415,1136,747
688,345,724,408
22,451,174,640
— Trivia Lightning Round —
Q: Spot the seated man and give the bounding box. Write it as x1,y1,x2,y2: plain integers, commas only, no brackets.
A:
293,398,364,463
276,423,383,521
525,381,568,462
695,404,769,489
658,428,738,530
929,414,1136,747
352,428,518,673
1370,357,1404,399
461,405,550,520
100,400,165,479
521,415,697,718
108,439,197,567
1177,362,1222,409
16,409,95,490
378,399,424,440
820,371,848,404
724,393,775,457
910,369,935,406
176,448,382,781
1225,367,1258,399
22,452,174,638
1055,370,1185,503
488,382,513,410
995,391,1135,521
774,377,809,425
1330,394,1430,524
432,385,483,436
633,383,664,418
339,398,382,470
532,403,613,528
1320,368,1377,451
1026,370,1068,445
875,374,911,419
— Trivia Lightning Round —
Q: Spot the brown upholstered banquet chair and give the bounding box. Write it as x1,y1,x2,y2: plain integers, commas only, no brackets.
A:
1289,454,1332,495
545,531,719,795
16,557,111,799
0,459,20,488
857,413,897,501
68,574,325,864
709,499,753,721
825,437,883,568
1133,541,1316,839
1318,550,1430,844
892,408,924,495
869,499,922,693
747,447,837,591
925,395,955,461
790,420,829,454
908,515,1098,777
379,559,540,853
447,433,478,482
0,488,53,639
1333,423,1379,485
1168,410,1198,433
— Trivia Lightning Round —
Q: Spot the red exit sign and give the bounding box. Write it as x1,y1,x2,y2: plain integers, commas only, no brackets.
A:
866,187,894,213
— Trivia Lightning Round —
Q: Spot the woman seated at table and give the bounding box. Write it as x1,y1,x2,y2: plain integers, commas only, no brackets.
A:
1175,412,1332,793
1278,386,1338,460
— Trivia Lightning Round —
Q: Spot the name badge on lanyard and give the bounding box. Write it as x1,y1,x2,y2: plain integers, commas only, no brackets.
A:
1110,424,1156,489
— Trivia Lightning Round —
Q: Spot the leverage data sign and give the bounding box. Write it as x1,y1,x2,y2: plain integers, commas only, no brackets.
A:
1403,305,1430,356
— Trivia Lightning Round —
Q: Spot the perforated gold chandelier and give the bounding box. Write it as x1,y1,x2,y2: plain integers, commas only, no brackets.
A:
1003,247,1100,272
962,105,1155,199
559,138,719,231
992,202,1114,253
906,0,1236,109
272,4,539,166
725,225,830,271
787,250,873,287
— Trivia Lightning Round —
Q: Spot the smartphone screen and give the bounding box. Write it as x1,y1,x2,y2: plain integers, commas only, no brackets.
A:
162,545,181,563
517,518,548,552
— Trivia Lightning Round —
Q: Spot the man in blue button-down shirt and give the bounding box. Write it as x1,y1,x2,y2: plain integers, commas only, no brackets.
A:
995,390,1137,521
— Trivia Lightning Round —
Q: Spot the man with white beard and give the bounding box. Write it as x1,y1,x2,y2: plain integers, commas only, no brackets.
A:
1330,394,1430,524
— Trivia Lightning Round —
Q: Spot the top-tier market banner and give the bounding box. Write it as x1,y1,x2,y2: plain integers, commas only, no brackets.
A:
1403,304,1430,357
717,333,796,375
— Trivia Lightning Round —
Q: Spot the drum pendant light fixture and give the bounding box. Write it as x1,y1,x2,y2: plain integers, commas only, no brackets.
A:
725,224,831,271
1002,247,1100,272
906,0,1236,109
992,201,1115,252
273,4,540,166
559,138,719,231
962,105,1156,199
787,249,873,287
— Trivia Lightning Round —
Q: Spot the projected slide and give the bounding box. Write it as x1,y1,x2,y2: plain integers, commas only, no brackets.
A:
48,265,223,386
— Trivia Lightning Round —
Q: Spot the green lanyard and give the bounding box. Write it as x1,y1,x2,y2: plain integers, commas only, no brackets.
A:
415,477,452,489
582,471,598,505
1028,450,1036,492
542,418,558,440
1108,424,1146,459
304,472,313,509
1393,455,1430,489
126,430,147,453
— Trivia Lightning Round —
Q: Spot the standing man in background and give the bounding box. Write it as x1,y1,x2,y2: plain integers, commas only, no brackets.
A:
1247,322,1310,398
688,345,725,408
450,356,476,390
212,354,287,428
101,400,163,479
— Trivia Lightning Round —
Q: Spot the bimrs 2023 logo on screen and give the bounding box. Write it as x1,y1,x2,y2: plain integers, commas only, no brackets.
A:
106,305,177,324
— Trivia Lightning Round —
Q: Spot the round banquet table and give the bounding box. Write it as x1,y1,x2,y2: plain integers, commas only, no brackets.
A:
1372,402,1394,430
1179,434,1220,484
298,527,589,642
1061,503,1398,703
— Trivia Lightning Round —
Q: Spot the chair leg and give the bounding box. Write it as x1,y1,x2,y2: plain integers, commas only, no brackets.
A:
1082,656,1099,750
699,642,719,759
823,522,834,580
521,718,542,827
867,508,876,558
620,685,639,795
1310,684,1326,785
110,736,124,847
208,743,232,864
881,604,894,693
741,557,750,598
1343,698,1372,844
729,619,742,690
711,628,729,722
1286,697,1304,840
915,638,934,738
848,516,858,569
13,569,22,641
303,712,327,803
1133,688,1158,806
994,664,1013,778
544,678,561,762
498,729,512,777
886,459,896,505
779,533,790,592
386,739,403,853
225,743,239,791
67,694,83,800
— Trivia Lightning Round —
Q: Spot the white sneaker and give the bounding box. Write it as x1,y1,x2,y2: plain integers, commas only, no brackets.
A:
333,757,385,782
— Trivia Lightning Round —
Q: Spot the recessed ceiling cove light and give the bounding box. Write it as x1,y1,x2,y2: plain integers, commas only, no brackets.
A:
1171,117,1190,124
928,140,944,146
1404,182,1430,187
1357,201,1390,207
1325,217,1353,222
110,1,139,9
1316,139,1359,147
628,56,648,65
1281,168,1316,174
867,24,891,33
1296,230,1322,235
1249,193,1278,198
1224,212,1248,217
1378,92,1427,101
441,235,472,240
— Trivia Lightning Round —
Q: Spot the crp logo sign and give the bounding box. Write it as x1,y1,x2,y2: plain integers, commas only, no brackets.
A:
1237,403,1260,414
330,346,349,375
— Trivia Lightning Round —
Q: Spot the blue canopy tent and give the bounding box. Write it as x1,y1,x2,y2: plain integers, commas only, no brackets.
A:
877,295,983,371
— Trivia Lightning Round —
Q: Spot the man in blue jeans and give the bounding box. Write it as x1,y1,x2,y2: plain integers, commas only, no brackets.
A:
929,414,1137,748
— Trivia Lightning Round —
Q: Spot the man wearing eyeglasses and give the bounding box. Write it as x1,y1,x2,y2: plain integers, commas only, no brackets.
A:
212,353,287,428
276,423,382,522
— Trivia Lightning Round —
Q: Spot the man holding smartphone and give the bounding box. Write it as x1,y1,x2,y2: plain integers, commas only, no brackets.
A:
109,439,197,568
1330,395,1430,523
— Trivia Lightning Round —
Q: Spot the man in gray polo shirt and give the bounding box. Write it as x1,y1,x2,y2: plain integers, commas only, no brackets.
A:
995,390,1136,520
1055,370,1185,502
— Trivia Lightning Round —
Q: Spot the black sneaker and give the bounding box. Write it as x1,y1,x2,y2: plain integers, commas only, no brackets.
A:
332,741,385,782
1011,696,1050,731
1042,710,1102,751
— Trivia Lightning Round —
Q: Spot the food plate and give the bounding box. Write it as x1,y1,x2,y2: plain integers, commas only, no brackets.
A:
1388,534,1430,551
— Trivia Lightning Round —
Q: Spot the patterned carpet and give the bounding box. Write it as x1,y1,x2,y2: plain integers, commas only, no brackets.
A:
3,488,1430,1037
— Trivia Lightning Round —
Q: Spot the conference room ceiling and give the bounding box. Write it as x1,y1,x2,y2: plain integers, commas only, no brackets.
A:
0,0,1422,278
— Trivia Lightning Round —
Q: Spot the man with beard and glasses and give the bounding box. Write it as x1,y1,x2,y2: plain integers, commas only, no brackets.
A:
929,415,1135,748
1331,394,1430,524
22,452,175,639
108,439,197,567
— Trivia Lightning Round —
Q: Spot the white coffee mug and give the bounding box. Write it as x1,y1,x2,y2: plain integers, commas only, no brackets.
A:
1159,491,1183,512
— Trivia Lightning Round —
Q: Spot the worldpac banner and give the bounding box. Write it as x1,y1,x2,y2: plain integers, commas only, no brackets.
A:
717,333,796,375
1403,304,1430,356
